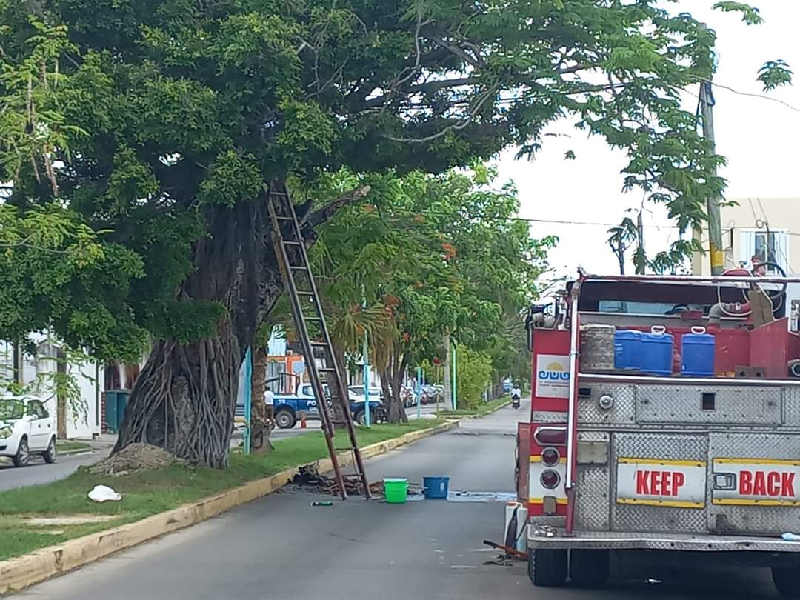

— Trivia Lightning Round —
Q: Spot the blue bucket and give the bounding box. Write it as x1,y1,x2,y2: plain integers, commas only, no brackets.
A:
423,476,450,500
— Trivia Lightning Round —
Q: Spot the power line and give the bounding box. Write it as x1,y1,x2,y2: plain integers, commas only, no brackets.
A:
373,205,800,237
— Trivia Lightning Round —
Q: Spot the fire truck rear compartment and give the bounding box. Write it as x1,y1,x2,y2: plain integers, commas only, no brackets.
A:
530,379,800,545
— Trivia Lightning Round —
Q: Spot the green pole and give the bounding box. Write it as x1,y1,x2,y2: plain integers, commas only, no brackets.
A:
243,347,252,455
363,328,371,427
415,365,422,420
451,340,457,411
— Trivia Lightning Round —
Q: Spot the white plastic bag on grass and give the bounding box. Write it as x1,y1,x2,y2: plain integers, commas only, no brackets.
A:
88,485,122,502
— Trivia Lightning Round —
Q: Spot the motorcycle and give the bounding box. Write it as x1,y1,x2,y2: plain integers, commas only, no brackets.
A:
512,395,521,409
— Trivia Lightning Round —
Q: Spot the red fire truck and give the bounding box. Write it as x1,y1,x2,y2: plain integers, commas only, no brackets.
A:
518,271,800,597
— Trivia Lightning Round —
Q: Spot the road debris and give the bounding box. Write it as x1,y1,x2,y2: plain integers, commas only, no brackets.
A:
88,485,122,502
291,465,423,499
482,539,527,560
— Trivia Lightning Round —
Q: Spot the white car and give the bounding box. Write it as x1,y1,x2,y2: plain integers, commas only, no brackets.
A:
0,396,57,467
347,386,383,403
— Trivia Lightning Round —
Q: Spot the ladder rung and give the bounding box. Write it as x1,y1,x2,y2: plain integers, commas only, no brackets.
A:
311,342,328,347
319,368,336,372
274,215,294,221
290,265,309,271
297,291,314,297
283,241,302,246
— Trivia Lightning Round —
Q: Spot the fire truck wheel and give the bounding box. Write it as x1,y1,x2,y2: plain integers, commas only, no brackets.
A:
773,566,800,598
569,549,610,588
528,549,567,587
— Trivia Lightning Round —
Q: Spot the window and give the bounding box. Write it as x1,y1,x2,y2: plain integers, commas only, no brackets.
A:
739,230,789,273
598,301,705,315
27,400,48,419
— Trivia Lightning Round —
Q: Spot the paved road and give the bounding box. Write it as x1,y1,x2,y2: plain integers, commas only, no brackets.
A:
0,451,108,492
12,402,778,599
234,403,442,441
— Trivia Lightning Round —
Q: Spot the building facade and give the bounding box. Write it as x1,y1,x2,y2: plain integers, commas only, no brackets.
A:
692,198,798,276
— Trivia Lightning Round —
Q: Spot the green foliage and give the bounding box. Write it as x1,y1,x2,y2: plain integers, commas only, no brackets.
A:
712,1,763,25
758,60,794,92
455,346,493,409
0,0,789,365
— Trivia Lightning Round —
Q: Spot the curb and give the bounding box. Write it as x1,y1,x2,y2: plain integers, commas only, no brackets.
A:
440,399,512,420
57,449,95,457
0,420,459,594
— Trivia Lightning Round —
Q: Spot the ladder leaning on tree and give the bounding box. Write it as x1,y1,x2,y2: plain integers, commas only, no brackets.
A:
266,182,371,500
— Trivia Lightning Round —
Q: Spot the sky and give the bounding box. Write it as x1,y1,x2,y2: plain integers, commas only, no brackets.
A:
494,0,800,279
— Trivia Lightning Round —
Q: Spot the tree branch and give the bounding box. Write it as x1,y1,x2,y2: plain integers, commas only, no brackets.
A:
302,186,372,230
428,34,484,68
360,77,480,110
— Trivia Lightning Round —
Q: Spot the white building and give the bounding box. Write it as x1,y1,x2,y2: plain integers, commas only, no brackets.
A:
0,337,101,439
692,198,798,275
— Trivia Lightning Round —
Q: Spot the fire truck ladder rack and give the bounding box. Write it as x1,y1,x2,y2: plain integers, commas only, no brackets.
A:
267,184,371,501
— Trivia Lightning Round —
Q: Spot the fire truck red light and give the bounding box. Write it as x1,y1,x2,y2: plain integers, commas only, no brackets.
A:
536,430,567,445
541,447,560,466
540,469,561,490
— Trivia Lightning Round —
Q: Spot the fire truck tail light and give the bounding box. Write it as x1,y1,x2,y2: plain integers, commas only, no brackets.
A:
534,427,567,446
540,469,561,490
541,447,560,466
714,473,736,491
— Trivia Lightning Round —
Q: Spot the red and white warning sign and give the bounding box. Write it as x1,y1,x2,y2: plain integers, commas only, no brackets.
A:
616,458,706,508
713,459,800,506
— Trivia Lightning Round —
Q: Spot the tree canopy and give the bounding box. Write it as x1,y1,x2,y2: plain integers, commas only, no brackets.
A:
297,166,550,418
0,0,788,463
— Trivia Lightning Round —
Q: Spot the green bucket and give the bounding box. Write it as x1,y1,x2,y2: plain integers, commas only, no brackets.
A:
383,478,409,504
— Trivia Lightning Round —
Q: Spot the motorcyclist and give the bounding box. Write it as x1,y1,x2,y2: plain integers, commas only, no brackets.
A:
511,384,522,408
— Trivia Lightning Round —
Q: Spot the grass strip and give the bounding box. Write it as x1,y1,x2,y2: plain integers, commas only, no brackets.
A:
0,420,444,560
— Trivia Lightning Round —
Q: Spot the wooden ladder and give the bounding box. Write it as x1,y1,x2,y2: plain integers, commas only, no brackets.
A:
266,183,371,500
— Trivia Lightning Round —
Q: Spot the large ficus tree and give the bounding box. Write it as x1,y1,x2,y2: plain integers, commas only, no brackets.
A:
0,0,778,465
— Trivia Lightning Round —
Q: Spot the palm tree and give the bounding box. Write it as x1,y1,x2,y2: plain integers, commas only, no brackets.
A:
607,217,639,275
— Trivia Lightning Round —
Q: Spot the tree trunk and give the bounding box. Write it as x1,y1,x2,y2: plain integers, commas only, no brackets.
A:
330,339,349,427
250,345,273,454
379,373,394,421
56,348,67,439
388,352,408,423
442,330,451,411
115,181,367,466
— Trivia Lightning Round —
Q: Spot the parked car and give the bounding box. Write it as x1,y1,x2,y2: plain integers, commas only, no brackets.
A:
0,395,57,467
237,384,385,429
420,385,440,404
400,386,417,407
346,386,386,425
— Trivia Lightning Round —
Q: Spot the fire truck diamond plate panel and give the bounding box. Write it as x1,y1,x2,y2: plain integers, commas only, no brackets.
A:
578,384,636,426
612,433,708,533
614,432,708,461
783,387,800,427
636,385,782,425
576,466,611,531
707,433,800,535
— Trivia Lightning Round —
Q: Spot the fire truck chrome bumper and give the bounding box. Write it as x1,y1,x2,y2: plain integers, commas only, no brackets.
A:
527,529,800,553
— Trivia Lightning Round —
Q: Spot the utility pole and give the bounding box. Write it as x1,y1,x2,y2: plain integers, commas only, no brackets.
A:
635,207,645,275
699,79,724,275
